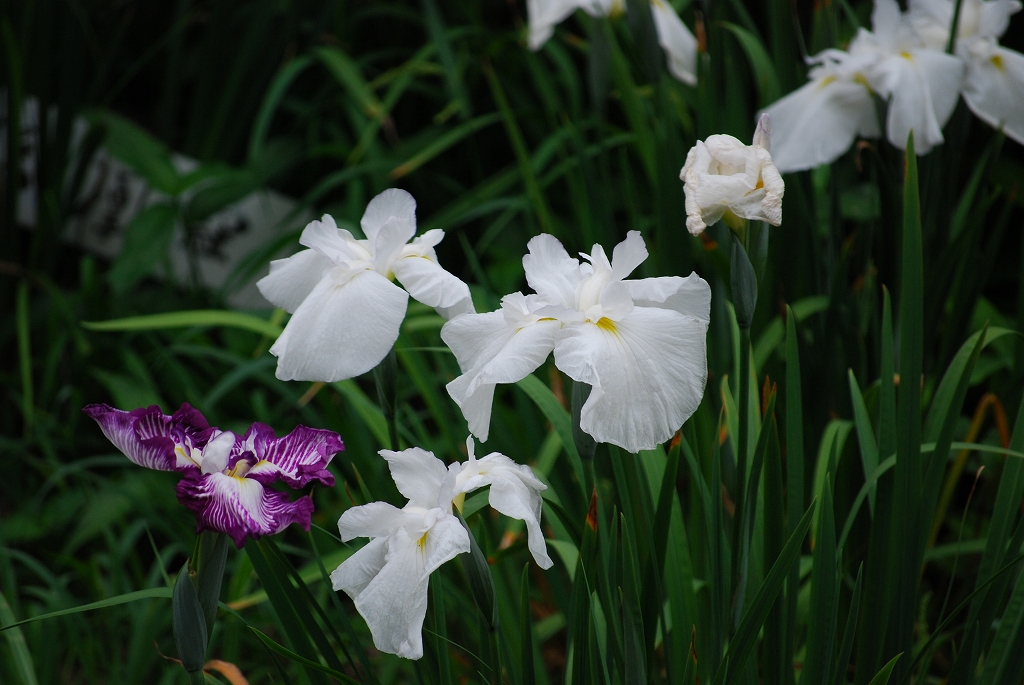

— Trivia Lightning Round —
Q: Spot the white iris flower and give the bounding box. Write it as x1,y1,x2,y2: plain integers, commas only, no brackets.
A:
257,189,473,382
442,231,710,453
527,0,698,85
332,442,551,659
680,114,785,236
763,0,965,172
911,0,1024,144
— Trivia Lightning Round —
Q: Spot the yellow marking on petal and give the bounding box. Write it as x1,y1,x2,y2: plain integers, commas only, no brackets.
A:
596,317,618,334
453,492,466,512
818,75,837,89
417,532,428,551
854,73,873,93
609,0,625,17
755,177,764,190
991,54,1004,71
900,51,913,61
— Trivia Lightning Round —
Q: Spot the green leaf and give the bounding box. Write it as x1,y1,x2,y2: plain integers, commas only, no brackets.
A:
719,499,818,685
86,109,182,195
458,513,498,631
978,567,1024,684
249,55,313,161
830,565,863,685
731,234,758,329
107,203,179,294
516,374,586,500
520,564,537,685
785,305,805,672
0,588,173,633
848,370,879,514
801,476,837,685
82,309,283,338
194,532,230,635
889,132,924,678
390,113,501,178
314,47,383,118
245,625,361,685
721,23,782,106
0,589,39,685
753,296,829,371
172,564,208,673
867,654,902,685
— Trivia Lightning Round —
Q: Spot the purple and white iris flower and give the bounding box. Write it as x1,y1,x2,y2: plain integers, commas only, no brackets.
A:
83,403,343,548
331,441,551,659
441,231,710,453
257,188,474,383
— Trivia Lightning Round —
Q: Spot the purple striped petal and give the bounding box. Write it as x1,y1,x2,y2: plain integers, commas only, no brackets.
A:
176,471,315,548
83,403,209,472
240,423,343,488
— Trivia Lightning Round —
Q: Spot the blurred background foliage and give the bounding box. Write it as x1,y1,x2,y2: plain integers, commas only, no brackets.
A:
3,0,1024,683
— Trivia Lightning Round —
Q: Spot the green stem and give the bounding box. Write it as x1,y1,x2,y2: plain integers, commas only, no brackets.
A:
732,325,752,631
187,670,206,685
373,347,399,451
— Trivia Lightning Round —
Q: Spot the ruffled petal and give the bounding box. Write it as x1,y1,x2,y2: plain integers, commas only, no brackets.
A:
379,447,452,510
340,518,468,659
257,249,333,313
553,306,708,452
270,270,409,382
176,471,314,548
338,501,413,541
610,231,648,281
331,537,387,598
243,424,343,488
626,272,711,322
963,44,1024,145
650,0,698,85
522,234,582,310
82,403,204,472
457,454,552,569
442,315,560,441
760,76,877,173
299,215,361,264
199,431,236,475
361,188,417,244
392,253,473,312
346,529,431,659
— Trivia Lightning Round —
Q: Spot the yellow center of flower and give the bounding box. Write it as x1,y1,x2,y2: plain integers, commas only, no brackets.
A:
991,54,1004,71
596,317,618,334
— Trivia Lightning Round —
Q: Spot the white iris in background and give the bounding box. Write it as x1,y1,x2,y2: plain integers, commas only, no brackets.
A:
763,0,966,172
526,0,698,85
332,442,551,659
911,0,1024,144
257,189,473,382
443,231,710,453
680,113,785,236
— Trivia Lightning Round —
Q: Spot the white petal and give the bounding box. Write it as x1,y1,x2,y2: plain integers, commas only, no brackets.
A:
351,528,432,659
331,537,388,597
299,215,360,264
978,0,1021,39
527,0,580,50
610,230,648,281
553,307,708,452
270,270,408,382
443,316,561,441
650,0,698,85
392,253,473,310
874,50,964,153
199,431,236,475
373,216,417,273
626,272,711,323
446,374,498,443
760,76,877,173
914,48,966,133
458,454,553,569
420,513,471,574
753,113,771,151
379,447,451,510
522,234,582,309
963,45,1024,145
257,250,333,313
361,188,417,243
338,501,410,541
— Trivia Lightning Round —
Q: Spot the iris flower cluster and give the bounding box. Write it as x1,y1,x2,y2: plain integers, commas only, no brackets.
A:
765,0,1024,172
85,118,785,660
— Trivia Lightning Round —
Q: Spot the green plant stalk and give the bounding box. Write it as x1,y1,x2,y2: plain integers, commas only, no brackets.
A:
373,347,400,451
732,320,752,631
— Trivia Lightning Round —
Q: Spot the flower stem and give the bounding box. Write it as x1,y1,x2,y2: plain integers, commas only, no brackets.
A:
571,380,598,501
373,347,399,451
732,325,752,631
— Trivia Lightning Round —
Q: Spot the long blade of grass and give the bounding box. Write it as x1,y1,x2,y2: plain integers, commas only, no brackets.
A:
82,310,283,338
